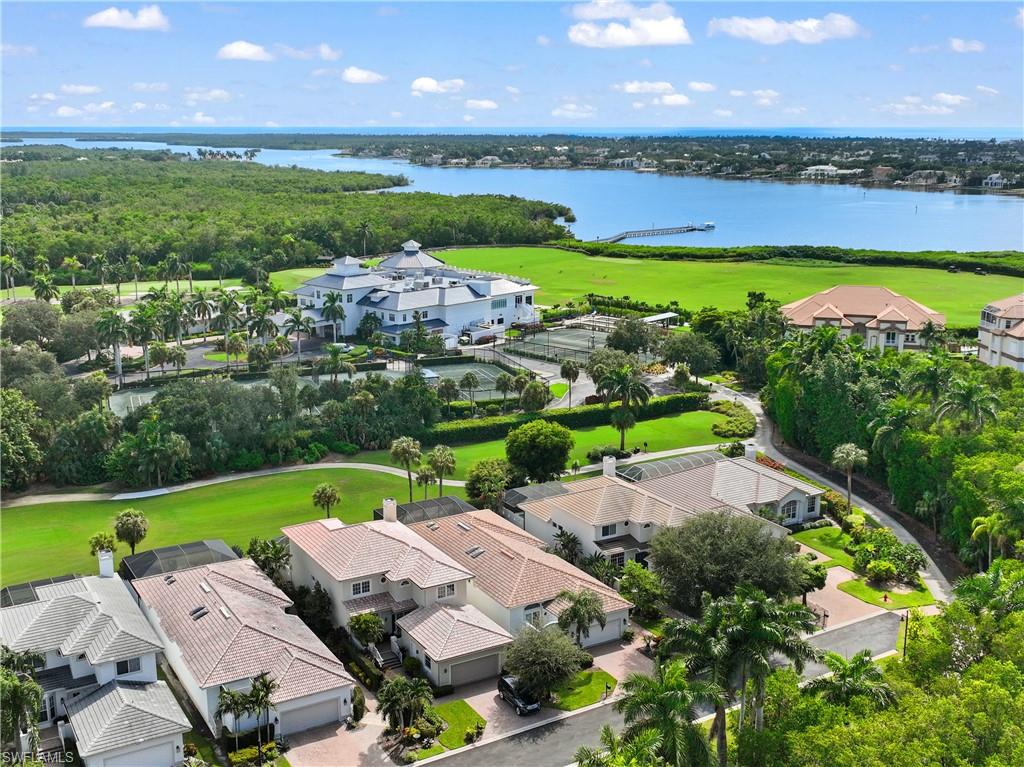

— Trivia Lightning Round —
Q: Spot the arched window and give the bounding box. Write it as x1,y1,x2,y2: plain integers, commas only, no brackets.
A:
782,500,800,522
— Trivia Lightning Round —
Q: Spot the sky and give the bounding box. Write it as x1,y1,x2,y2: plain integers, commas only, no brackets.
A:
2,1,1022,130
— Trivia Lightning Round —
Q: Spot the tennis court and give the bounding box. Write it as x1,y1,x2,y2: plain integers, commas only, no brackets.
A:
419,361,513,399
505,326,610,364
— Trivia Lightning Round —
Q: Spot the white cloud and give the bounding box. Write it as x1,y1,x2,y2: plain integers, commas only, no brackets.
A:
949,37,984,53
189,111,216,125
657,93,691,106
878,96,955,116
463,114,476,122
389,111,403,118
132,81,168,92
707,13,861,45
184,87,232,106
551,102,596,119
752,88,780,106
976,85,999,96
411,77,465,95
1018,8,1024,29
83,101,116,113
536,35,552,46
53,105,83,117
712,108,733,117
505,86,521,95
129,101,148,112
30,92,57,102
217,40,274,61
61,84,101,95
342,66,386,84
568,1,691,48
613,80,674,94
83,4,169,31
2,43,37,57
632,101,646,109
783,106,807,115
318,43,342,61
933,92,969,106
729,89,746,97
465,98,498,110
688,81,715,92
276,42,342,61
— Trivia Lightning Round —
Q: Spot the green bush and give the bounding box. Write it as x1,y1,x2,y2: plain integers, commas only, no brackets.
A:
586,444,628,461
709,400,756,438
403,656,426,677
227,449,265,472
866,559,897,583
352,686,366,722
328,440,360,456
228,743,278,767
822,489,851,520
303,442,329,463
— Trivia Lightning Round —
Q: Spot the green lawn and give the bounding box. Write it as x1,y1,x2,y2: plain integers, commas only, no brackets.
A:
1,469,454,585
632,614,670,637
435,700,486,750
549,382,569,399
440,247,1022,327
792,527,856,570
345,411,725,480
185,729,221,767
551,669,617,711
838,577,936,610
413,744,446,760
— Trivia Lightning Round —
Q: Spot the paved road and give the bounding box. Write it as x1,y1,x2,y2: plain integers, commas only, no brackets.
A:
433,612,901,767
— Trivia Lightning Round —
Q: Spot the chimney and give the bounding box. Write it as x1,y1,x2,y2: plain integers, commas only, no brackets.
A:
744,443,758,462
602,455,617,478
383,497,398,523
98,549,115,578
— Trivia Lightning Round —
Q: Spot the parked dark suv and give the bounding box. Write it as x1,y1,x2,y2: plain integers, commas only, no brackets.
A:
498,675,540,715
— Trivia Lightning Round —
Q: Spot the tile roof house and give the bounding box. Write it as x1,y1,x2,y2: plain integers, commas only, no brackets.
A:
508,451,813,569
781,285,945,351
409,509,633,648
133,559,355,738
978,293,1024,372
0,552,189,767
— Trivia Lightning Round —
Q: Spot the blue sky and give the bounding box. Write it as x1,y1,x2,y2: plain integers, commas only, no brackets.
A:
3,1,1022,129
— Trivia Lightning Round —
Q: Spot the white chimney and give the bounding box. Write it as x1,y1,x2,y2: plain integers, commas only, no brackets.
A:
383,497,398,523
98,549,115,578
602,455,617,478
744,443,758,462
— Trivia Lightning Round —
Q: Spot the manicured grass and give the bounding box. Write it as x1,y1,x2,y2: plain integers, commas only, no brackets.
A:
441,247,1022,327
551,669,617,711
185,729,222,767
413,744,446,760
345,411,725,480
549,382,569,399
632,614,670,637
203,351,231,362
704,372,742,391
434,700,486,750
838,577,936,610
792,527,856,570
1,469,458,586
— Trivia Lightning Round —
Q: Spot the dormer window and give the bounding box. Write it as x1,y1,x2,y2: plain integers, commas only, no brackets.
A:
352,580,371,596
116,657,141,675
436,584,456,599
601,523,617,538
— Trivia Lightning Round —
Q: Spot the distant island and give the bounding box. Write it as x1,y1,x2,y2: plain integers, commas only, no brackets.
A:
4,130,1023,193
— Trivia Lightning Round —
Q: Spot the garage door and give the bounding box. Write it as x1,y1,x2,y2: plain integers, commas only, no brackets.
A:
450,653,500,686
104,742,174,767
582,618,620,648
280,698,340,735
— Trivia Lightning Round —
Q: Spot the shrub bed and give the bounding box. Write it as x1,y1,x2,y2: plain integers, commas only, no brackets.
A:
708,400,756,438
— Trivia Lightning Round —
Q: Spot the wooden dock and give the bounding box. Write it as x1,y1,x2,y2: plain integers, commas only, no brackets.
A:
592,223,715,243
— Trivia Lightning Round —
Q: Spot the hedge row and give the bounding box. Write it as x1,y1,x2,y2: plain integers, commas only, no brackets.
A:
422,391,708,445
549,240,1024,278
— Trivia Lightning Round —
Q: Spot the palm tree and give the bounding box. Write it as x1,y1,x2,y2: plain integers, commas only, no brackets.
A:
321,292,346,343
165,252,185,293
494,372,514,411
97,309,130,387
158,294,188,347
906,355,949,413
971,507,1015,571
427,445,456,497
936,377,1000,432
247,672,280,760
416,464,437,498
283,308,314,363
868,401,917,460
62,256,83,288
804,650,896,708
574,725,663,767
390,436,422,503
918,320,948,351
189,288,214,340
247,302,278,346
460,371,480,414
831,443,869,514
226,332,248,370
89,252,108,288
213,288,242,362
357,220,373,259
1,254,25,299
128,306,160,382
165,344,187,377
126,255,142,300
312,482,340,518
552,529,582,565
560,359,580,407
599,364,652,451
614,659,720,767
376,676,433,731
32,274,60,302
555,589,606,646
215,688,251,753
953,559,1024,618
437,377,460,416
609,406,637,453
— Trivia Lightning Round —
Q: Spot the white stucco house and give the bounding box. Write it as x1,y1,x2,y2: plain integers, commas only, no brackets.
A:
0,552,190,767
133,559,355,738
506,451,814,567
291,240,539,348
978,294,1024,372
781,285,945,351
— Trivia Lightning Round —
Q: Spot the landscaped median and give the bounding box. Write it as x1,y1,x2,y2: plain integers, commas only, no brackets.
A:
550,669,617,711
412,700,487,761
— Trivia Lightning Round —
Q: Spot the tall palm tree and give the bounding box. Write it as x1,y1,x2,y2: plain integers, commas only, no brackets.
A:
321,292,346,343
460,371,480,414
953,559,1024,618
97,309,130,387
494,372,514,411
62,256,83,288
189,288,214,340
213,289,242,364
831,443,869,514
390,436,422,503
247,302,278,346
128,306,160,382
126,255,142,300
437,377,460,416
416,464,437,499
615,659,720,767
552,529,582,565
936,377,1000,432
1,254,25,299
158,294,188,347
599,364,652,451
32,274,60,303
971,507,1015,571
555,589,606,645
165,252,185,293
574,725,663,767
868,400,917,461
283,308,314,363
226,332,248,371
906,355,949,413
247,672,279,760
804,650,896,708
427,445,456,497
560,359,580,407
89,252,108,288
610,407,638,453
215,688,251,752
357,220,373,259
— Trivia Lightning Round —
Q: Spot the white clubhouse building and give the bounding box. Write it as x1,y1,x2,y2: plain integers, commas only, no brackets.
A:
292,241,539,348
978,293,1024,372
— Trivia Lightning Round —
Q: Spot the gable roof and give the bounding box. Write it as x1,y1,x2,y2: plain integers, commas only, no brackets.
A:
781,285,945,331
398,603,512,661
409,511,631,615
0,575,163,664
133,560,353,702
65,681,188,757
282,518,473,588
